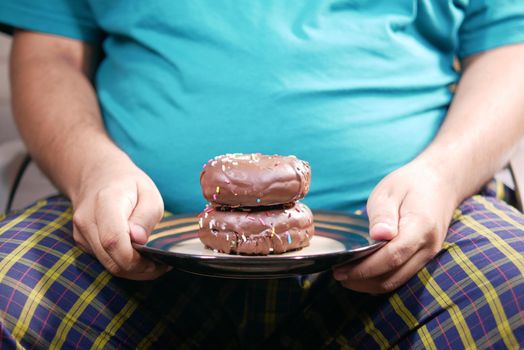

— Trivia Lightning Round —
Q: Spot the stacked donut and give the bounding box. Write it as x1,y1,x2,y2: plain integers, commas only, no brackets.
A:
197,153,314,255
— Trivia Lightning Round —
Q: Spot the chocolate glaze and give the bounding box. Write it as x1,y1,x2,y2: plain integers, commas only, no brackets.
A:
200,153,311,207
198,202,314,255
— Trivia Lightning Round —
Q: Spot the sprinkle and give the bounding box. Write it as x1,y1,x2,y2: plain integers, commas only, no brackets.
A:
256,198,261,203
287,232,292,244
222,164,226,172
202,164,207,169
258,218,265,225
242,234,247,242
226,234,229,241
204,206,214,213
225,179,231,184
198,217,203,228
213,194,217,201
288,213,292,218
269,248,274,252
295,207,301,213
204,212,208,218
247,216,256,222
265,211,270,217
271,226,276,237
209,222,213,229
216,186,220,194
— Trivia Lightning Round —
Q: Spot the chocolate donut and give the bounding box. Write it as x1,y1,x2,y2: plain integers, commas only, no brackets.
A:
200,153,311,207
198,202,314,255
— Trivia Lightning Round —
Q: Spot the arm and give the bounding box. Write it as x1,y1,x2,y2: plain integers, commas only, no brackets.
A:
424,45,524,203
10,31,168,280
333,43,524,293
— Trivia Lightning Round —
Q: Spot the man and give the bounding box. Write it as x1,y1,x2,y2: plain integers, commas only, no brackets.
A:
0,1,523,348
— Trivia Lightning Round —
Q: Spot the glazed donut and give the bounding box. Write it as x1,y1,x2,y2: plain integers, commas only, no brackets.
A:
198,202,314,255
200,153,311,207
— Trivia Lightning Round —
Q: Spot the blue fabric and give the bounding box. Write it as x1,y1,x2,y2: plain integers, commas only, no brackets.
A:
1,1,524,213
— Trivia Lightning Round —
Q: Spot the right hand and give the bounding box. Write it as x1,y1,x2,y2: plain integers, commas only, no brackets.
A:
71,156,170,280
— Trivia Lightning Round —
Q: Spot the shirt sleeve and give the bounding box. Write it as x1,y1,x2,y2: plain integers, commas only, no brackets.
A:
0,0,102,43
458,0,524,58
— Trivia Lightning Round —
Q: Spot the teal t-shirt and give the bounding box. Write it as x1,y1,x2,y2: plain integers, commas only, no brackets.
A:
1,1,524,213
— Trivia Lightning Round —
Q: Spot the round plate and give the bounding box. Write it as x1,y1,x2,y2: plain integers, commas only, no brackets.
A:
134,211,386,279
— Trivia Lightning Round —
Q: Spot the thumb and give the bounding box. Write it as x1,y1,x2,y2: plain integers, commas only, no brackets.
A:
129,222,148,244
128,182,164,244
366,191,400,241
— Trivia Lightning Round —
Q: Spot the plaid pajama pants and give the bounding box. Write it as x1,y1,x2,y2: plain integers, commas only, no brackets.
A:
0,183,523,349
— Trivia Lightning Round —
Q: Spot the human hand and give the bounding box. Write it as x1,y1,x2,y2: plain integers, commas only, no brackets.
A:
332,159,459,293
71,156,169,280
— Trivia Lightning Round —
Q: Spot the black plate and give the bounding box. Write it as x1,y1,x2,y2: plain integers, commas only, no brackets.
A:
134,211,386,279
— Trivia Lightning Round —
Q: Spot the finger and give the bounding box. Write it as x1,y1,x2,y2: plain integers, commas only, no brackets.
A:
95,191,158,275
333,216,423,281
91,224,169,280
366,188,401,241
75,204,168,280
339,246,439,294
72,222,93,254
74,210,130,272
128,181,164,244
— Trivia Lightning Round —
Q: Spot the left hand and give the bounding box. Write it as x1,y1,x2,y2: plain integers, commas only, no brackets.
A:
332,159,459,294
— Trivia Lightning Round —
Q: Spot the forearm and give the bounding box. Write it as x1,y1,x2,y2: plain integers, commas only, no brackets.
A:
9,31,130,201
417,44,524,206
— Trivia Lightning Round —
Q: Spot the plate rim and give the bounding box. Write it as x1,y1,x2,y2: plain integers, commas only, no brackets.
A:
134,209,387,261
134,239,386,262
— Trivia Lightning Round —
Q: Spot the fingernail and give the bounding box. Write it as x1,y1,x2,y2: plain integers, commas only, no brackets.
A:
130,223,148,244
333,271,348,281
371,223,396,240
